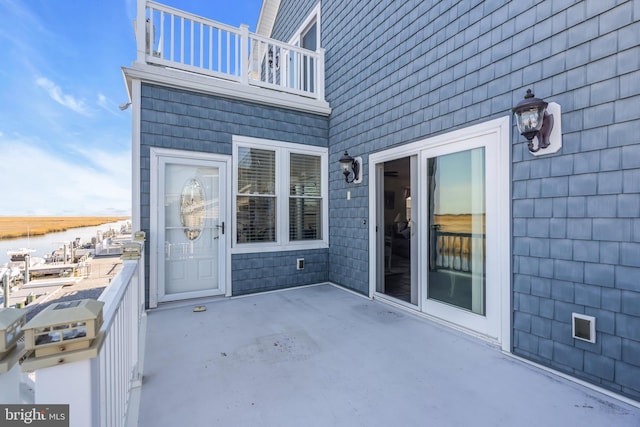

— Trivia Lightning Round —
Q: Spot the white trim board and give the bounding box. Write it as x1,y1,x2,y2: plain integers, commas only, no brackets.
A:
122,63,331,116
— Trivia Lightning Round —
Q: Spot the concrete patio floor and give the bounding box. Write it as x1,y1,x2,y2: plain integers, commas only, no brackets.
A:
136,284,640,426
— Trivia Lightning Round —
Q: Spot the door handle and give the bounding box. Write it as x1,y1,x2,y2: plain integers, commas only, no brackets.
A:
216,222,225,235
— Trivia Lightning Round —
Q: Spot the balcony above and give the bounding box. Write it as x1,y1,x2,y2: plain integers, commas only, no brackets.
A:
123,1,331,115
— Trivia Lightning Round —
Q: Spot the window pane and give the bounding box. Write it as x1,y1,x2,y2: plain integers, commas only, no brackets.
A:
237,196,276,242
289,198,321,240
237,147,275,195
290,153,321,196
427,147,486,315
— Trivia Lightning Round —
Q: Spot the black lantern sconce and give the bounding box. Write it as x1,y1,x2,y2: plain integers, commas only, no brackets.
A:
268,47,279,70
512,89,562,155
339,150,361,183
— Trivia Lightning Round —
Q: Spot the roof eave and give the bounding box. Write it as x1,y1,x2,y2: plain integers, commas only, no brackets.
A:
255,0,282,38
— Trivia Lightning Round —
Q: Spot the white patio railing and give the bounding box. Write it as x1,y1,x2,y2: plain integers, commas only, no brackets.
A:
138,0,325,101
92,255,143,427
0,248,146,427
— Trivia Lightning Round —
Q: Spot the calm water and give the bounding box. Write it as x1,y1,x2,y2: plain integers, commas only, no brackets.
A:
0,220,129,263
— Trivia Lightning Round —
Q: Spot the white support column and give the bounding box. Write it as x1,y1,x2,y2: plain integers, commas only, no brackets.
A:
135,0,147,63
240,24,249,85
0,362,22,403
35,360,97,427
131,79,142,234
316,48,326,101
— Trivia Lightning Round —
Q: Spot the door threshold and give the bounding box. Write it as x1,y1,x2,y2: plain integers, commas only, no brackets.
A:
152,294,227,312
374,292,500,347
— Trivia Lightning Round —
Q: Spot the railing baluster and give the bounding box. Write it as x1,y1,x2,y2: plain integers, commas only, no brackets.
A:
170,13,175,61
180,16,184,63
217,28,221,72
209,25,213,70
306,54,311,93
143,1,324,99
432,231,485,273
234,33,238,76
159,10,164,57
226,30,230,74
199,22,203,67
190,19,194,66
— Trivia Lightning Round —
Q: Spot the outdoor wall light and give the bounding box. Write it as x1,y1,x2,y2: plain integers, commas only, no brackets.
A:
512,89,562,155
339,150,361,183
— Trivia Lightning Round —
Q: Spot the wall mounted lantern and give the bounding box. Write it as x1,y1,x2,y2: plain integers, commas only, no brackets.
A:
339,150,361,183
268,47,280,70
512,89,562,155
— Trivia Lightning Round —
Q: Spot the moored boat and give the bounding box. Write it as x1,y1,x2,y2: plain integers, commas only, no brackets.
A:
6,248,36,262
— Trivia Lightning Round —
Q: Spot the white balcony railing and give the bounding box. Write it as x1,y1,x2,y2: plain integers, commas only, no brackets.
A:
138,1,325,101
0,249,145,427
92,256,143,427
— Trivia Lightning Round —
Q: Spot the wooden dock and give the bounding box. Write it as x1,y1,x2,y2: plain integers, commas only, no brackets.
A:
28,263,78,278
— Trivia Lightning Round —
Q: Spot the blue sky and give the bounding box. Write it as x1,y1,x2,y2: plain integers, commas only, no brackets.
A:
0,0,261,216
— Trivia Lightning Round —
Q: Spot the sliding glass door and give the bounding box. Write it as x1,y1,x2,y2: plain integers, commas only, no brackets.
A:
370,118,510,344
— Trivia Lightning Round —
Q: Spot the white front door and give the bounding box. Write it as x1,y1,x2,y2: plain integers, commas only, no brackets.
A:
153,151,228,303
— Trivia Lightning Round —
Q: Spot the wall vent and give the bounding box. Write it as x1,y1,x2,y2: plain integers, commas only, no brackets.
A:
572,313,596,343
297,258,305,270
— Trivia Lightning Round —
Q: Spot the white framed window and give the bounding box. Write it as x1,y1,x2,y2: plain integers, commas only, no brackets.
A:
288,3,321,49
287,3,321,92
232,135,328,253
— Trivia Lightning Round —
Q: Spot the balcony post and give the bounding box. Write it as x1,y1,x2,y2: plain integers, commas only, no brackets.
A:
34,359,97,427
135,0,147,63
316,48,326,101
0,363,22,403
240,24,249,85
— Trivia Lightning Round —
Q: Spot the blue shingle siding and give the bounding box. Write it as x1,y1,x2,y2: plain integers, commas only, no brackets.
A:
231,249,329,295
494,0,640,397
139,84,328,303
270,0,640,400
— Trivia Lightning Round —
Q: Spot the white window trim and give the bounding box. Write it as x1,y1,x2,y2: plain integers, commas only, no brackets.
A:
232,135,328,254
288,3,321,48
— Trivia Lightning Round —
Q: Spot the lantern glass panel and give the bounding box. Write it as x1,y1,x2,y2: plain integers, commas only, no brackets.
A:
516,107,545,134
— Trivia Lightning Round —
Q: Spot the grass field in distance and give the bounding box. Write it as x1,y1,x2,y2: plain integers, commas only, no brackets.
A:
0,216,130,240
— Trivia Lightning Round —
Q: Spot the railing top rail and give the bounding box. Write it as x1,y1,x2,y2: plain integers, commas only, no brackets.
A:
434,231,486,238
98,260,138,332
146,0,242,35
248,32,318,55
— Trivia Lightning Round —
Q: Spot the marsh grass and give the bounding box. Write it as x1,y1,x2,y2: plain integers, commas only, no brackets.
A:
0,216,130,240
434,214,485,233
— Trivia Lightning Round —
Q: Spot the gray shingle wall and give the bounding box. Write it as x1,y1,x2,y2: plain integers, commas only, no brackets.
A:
271,0,640,399
232,249,329,295
508,1,640,400
270,0,318,41
140,84,328,301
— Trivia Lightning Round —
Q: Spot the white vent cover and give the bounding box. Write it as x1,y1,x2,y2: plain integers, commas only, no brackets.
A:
572,313,596,343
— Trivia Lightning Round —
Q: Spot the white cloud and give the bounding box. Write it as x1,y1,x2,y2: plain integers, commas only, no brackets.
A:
36,77,91,116
96,93,120,116
0,136,130,216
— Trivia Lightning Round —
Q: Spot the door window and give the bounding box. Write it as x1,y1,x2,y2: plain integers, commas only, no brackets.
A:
427,148,486,315
163,162,224,297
